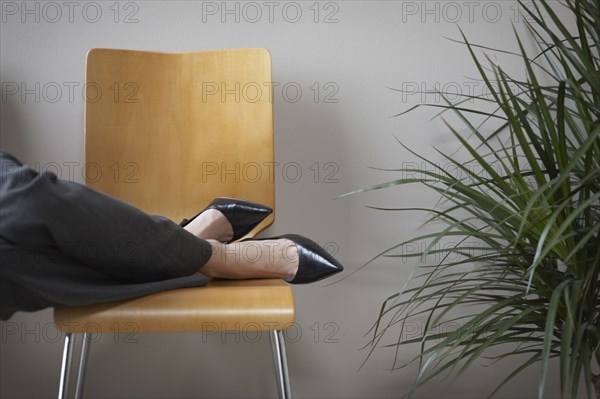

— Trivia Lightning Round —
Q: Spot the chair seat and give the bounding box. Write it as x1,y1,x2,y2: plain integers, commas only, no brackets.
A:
54,279,295,333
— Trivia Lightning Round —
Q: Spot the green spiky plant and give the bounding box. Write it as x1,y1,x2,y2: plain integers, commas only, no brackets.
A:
348,0,599,397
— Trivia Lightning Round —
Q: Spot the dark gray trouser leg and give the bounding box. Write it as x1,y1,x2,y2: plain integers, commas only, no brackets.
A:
0,151,212,282
0,151,211,320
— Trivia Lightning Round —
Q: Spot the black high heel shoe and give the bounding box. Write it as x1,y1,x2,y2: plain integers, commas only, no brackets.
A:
180,197,273,242
244,234,344,284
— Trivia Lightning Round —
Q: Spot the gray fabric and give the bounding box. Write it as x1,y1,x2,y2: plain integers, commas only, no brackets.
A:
0,151,211,320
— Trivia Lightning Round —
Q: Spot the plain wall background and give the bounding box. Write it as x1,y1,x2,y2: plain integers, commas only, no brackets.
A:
1,1,573,398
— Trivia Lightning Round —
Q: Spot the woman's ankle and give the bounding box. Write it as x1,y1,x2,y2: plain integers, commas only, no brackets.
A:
183,209,233,242
199,239,298,280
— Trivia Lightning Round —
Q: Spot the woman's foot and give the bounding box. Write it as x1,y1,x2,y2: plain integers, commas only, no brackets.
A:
180,198,272,243
200,239,299,281
183,209,234,242
199,235,344,284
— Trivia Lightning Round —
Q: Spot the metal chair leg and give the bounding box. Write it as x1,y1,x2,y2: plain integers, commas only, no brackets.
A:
270,330,291,399
58,333,75,399
74,333,91,399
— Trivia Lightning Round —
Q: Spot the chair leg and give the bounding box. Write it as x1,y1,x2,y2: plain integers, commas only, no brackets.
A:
74,333,91,399
269,330,291,399
58,333,75,399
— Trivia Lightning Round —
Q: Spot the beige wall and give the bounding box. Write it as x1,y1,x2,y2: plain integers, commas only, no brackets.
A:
1,1,568,397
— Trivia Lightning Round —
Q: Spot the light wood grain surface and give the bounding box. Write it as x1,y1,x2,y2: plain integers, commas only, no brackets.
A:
55,279,294,332
54,48,293,332
84,48,274,230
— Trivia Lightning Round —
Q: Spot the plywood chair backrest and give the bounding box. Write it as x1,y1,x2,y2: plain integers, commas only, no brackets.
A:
84,48,274,233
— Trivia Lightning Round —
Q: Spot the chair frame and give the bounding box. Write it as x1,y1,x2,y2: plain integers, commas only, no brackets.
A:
58,330,291,399
54,48,293,399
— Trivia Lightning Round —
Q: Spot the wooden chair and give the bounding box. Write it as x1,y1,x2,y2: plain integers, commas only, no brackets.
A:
53,48,294,399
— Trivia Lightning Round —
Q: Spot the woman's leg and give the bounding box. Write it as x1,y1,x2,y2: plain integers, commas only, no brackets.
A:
0,151,212,282
0,236,209,320
0,151,298,283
